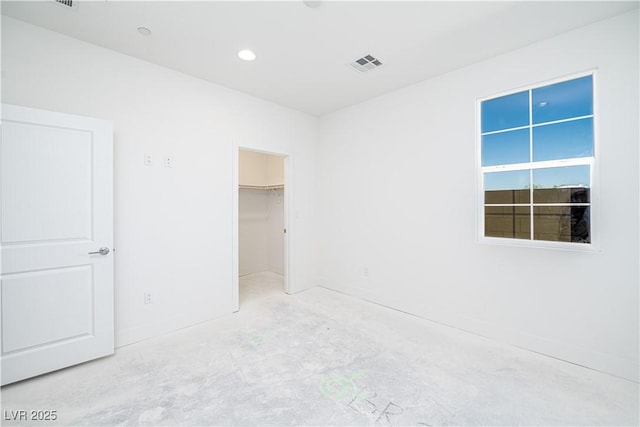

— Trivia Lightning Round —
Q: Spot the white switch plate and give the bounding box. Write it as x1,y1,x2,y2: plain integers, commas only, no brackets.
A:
144,154,153,166
164,156,173,168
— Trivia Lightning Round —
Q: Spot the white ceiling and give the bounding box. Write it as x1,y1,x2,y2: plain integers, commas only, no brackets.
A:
2,1,637,116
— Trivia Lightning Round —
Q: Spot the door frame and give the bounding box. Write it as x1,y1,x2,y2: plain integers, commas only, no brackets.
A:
232,145,294,312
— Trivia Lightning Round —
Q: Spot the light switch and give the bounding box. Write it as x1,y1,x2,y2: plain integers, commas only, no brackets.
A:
165,156,173,168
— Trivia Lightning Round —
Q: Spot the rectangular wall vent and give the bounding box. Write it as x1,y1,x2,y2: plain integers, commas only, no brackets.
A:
348,54,383,73
53,0,75,8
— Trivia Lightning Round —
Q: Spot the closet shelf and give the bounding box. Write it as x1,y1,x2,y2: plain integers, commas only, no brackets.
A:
239,184,284,190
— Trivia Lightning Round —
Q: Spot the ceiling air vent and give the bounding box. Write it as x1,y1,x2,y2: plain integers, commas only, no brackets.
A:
53,0,76,8
349,54,383,73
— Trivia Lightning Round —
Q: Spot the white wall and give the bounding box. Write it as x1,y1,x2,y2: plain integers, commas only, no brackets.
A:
238,187,284,276
239,150,269,188
1,16,318,347
3,10,637,382
238,151,285,276
238,189,269,276
317,10,639,381
266,155,285,187
266,188,285,274
238,149,284,188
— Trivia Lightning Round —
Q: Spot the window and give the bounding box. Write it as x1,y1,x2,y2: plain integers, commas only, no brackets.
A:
479,73,595,246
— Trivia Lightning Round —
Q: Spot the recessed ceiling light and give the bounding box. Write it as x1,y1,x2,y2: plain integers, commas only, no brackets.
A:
304,1,322,8
137,27,152,36
238,49,256,61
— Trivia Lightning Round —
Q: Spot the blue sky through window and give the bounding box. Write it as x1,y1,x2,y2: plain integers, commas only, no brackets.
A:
481,75,593,169
533,165,590,189
484,170,529,191
532,75,593,124
481,91,529,133
533,118,593,161
484,165,590,192
482,128,529,166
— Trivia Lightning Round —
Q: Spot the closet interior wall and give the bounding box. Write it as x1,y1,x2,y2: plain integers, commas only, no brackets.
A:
238,150,285,277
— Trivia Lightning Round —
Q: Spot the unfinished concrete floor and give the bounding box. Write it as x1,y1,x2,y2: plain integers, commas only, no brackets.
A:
1,271,638,426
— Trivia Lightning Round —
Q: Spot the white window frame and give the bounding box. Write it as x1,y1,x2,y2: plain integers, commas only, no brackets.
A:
476,70,599,251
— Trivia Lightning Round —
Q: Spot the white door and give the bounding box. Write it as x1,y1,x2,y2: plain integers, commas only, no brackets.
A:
1,104,114,385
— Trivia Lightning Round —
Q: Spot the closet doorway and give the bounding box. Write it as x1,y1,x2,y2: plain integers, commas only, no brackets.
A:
234,148,289,311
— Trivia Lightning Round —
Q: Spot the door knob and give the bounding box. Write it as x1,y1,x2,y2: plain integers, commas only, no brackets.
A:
89,247,110,255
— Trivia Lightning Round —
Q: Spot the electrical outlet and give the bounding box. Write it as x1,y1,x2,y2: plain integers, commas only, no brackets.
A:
144,292,153,304
144,153,153,166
